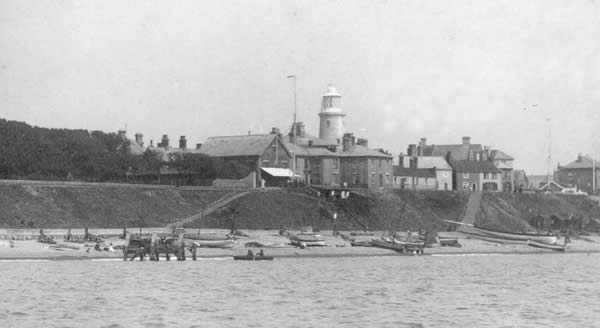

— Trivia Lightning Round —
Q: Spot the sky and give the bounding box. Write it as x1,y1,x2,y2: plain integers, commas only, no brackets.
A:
1,0,599,174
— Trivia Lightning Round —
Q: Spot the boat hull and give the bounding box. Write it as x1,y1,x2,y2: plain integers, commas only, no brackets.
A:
289,234,326,247
233,255,274,261
527,240,568,251
463,226,558,244
191,239,234,248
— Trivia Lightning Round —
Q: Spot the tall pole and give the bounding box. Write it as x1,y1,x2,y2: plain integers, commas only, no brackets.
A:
287,75,297,179
287,75,297,144
546,117,552,183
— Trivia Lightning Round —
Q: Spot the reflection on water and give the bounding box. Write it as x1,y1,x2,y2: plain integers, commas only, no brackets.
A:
1,254,599,328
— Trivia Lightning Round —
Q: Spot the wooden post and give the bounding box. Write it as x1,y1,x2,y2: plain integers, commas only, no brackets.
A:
150,233,158,261
122,247,128,261
192,244,197,261
166,251,170,261
177,232,185,261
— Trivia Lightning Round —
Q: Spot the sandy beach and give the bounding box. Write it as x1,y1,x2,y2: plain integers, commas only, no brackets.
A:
1,229,600,260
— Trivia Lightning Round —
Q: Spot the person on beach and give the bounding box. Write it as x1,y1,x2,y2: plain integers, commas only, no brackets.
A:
258,249,264,257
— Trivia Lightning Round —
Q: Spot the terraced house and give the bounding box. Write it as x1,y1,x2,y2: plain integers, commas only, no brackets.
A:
409,136,512,191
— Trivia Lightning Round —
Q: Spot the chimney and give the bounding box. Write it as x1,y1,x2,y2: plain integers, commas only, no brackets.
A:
196,143,202,150
297,122,306,138
407,144,417,157
342,133,355,152
410,157,418,169
398,153,404,168
150,140,153,147
118,129,126,140
484,146,491,160
308,140,314,146
161,134,169,148
356,138,368,148
462,136,471,145
248,130,251,135
577,153,583,162
134,133,143,147
179,136,187,149
418,137,426,156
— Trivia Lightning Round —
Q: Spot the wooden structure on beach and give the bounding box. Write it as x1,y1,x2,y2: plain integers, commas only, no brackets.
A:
122,232,199,261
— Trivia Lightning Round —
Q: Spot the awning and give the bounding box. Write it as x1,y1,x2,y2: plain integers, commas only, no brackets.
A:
261,167,300,178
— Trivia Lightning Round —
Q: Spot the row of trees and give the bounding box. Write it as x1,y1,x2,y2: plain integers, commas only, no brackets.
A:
0,119,216,183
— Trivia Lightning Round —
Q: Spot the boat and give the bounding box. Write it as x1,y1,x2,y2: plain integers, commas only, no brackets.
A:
350,240,372,247
527,240,568,251
464,226,558,244
191,239,234,248
437,238,461,247
371,238,424,254
233,255,274,261
445,220,558,244
289,233,326,248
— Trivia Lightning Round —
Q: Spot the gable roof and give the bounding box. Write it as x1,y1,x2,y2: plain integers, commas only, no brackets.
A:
490,149,514,161
401,156,451,170
339,145,392,158
393,166,436,178
450,160,500,173
560,156,595,169
423,144,483,160
200,134,286,157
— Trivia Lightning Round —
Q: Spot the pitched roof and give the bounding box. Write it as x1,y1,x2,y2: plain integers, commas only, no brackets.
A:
450,160,500,173
490,149,514,160
424,144,483,160
199,134,283,157
560,156,595,169
401,156,451,170
339,145,392,158
393,166,436,178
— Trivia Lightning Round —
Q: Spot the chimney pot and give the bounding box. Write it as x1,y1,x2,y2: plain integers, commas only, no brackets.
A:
196,143,202,150
179,136,187,149
462,136,471,145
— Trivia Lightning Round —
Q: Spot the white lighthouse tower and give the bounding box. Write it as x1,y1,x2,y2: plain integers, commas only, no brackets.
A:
318,84,346,142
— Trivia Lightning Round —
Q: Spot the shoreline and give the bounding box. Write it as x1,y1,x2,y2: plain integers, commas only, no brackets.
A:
1,250,600,262
1,229,599,261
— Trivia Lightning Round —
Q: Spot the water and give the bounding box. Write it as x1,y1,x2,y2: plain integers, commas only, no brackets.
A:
1,254,599,328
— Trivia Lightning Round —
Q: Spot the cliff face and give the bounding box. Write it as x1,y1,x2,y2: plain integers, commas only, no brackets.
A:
0,183,232,229
1,182,599,232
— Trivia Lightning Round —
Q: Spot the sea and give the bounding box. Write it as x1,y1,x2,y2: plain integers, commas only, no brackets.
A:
0,253,599,328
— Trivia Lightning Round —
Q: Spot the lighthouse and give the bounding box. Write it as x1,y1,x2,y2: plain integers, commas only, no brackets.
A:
318,84,346,142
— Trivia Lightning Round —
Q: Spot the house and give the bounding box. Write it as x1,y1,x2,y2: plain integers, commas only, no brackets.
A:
198,130,293,187
557,154,599,194
490,149,515,192
393,154,452,190
284,85,393,190
452,160,502,191
412,136,512,191
513,169,528,191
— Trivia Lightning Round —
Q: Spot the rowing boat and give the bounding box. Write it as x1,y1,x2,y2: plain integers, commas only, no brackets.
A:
289,233,326,247
191,239,234,248
233,255,274,261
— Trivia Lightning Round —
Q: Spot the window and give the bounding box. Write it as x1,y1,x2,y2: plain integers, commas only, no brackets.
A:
568,172,573,177
281,160,288,168
352,161,358,169
443,171,449,178
379,159,382,168
492,172,497,179
332,160,338,169
326,120,331,128
463,172,469,179
484,172,489,179
462,182,470,190
262,160,269,166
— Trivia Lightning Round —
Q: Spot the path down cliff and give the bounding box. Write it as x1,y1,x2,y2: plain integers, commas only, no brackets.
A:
169,191,253,228
460,192,482,227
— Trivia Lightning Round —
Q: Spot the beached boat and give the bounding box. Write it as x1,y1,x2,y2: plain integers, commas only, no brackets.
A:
233,255,274,261
527,240,568,251
392,238,426,248
350,240,372,247
444,220,558,244
463,226,558,244
289,233,326,247
191,239,234,248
